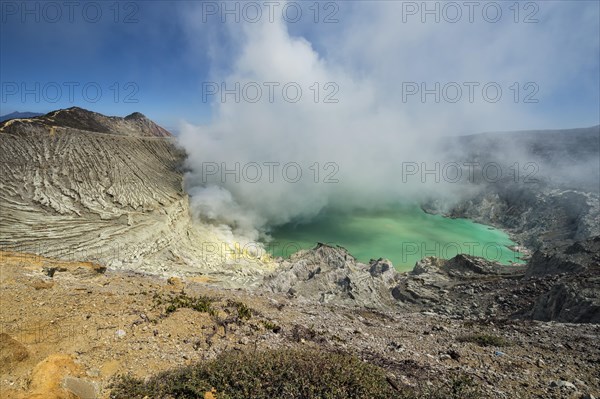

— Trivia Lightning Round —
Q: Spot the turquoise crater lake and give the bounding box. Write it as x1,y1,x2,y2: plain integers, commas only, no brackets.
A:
267,206,524,271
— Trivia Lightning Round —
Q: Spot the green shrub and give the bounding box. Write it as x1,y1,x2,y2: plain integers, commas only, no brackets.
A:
458,333,509,347
260,320,281,333
231,301,252,320
154,292,215,316
110,348,401,399
421,374,482,399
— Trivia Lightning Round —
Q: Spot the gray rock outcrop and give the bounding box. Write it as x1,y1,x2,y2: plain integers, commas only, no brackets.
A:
262,243,401,309
526,237,600,323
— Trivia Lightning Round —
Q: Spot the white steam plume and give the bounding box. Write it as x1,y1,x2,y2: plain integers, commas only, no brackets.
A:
177,1,599,240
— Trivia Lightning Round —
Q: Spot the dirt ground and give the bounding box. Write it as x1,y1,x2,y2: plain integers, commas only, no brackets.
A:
1,251,599,399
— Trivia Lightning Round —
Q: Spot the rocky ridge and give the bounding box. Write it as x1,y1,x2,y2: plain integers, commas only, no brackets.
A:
0,108,274,286
0,107,172,138
425,126,600,250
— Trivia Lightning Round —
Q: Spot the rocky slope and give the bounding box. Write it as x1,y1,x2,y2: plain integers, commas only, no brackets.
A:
262,241,599,325
0,107,273,286
425,126,600,249
1,250,599,399
1,107,172,137
524,237,600,324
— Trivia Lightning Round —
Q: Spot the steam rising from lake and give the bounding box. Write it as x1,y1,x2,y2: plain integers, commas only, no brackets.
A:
177,2,599,241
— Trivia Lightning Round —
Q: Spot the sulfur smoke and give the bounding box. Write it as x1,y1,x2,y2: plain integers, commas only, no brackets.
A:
177,1,599,241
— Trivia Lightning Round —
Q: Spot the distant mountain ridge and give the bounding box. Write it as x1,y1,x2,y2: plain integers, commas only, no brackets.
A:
456,125,600,164
0,111,44,122
0,107,172,138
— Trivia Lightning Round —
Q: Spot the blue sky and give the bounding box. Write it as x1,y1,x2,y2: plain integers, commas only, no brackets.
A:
1,2,212,129
1,0,599,133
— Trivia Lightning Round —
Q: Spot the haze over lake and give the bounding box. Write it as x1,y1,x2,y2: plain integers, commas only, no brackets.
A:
269,205,523,270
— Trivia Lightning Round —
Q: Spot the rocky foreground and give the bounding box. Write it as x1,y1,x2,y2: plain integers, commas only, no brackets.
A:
1,242,599,399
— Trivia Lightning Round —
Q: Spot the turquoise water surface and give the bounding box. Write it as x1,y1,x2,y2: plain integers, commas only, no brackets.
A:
267,206,524,271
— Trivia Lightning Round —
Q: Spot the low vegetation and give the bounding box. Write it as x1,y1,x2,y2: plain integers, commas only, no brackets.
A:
110,348,399,399
153,292,215,316
458,333,510,347
110,348,484,399
260,320,281,333
229,300,252,320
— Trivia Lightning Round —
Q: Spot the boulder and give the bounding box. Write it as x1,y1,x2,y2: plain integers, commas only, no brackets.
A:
525,236,600,278
262,244,401,309
529,280,600,324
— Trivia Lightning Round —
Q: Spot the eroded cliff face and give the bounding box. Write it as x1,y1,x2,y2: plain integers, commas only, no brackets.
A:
524,236,600,324
429,183,600,249
424,126,600,250
0,108,274,286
